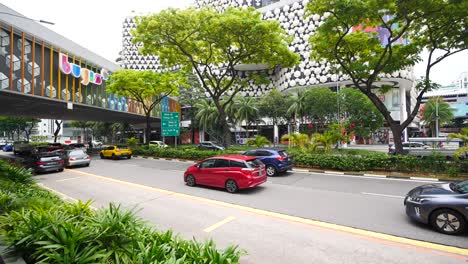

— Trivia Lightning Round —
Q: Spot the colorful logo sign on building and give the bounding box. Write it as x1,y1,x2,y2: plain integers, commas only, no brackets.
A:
59,53,109,85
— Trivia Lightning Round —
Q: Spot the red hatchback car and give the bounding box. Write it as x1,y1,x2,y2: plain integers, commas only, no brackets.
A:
184,155,267,193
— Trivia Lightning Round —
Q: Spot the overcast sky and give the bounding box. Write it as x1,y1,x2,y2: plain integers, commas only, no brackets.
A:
2,0,466,86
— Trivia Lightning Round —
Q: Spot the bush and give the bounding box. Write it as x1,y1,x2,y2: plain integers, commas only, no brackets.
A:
0,202,244,263
133,146,238,161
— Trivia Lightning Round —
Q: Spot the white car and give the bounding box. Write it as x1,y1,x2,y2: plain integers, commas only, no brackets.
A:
388,142,429,155
149,141,168,148
92,140,103,148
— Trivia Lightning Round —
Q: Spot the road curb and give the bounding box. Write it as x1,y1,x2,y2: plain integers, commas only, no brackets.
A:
132,155,447,182
292,168,444,182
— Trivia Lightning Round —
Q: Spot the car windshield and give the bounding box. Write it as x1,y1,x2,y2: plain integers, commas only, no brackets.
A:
454,180,468,194
246,159,263,168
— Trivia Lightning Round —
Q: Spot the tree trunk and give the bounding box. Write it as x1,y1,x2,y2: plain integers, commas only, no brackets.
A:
389,124,403,154
145,113,151,145
191,116,195,144
53,120,62,143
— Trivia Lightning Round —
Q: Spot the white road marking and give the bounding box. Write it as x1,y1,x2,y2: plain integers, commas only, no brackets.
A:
203,216,236,233
361,192,405,199
293,171,441,183
56,177,81,182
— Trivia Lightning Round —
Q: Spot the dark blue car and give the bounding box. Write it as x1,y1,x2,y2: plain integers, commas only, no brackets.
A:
3,144,13,152
243,149,293,176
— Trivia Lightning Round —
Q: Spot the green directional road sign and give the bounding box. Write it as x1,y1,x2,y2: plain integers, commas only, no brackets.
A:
161,112,180,137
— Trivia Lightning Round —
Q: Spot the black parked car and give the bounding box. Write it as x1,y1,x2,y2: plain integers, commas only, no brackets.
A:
197,141,225,151
404,180,468,235
24,152,64,174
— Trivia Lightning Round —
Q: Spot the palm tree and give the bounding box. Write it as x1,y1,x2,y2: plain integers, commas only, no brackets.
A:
246,136,271,148
282,133,309,149
421,97,454,136
448,128,468,158
234,97,259,139
287,90,307,132
195,99,219,132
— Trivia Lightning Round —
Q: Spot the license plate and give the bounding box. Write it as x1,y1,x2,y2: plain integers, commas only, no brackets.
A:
48,162,58,165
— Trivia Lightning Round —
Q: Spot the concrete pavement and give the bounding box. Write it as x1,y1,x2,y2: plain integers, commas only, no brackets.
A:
37,168,467,264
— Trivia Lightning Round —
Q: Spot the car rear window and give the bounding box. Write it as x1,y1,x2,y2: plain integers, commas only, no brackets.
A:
70,150,85,156
230,160,247,168
278,151,288,157
246,159,264,168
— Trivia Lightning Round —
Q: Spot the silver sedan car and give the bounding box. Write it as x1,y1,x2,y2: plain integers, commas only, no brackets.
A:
64,149,91,168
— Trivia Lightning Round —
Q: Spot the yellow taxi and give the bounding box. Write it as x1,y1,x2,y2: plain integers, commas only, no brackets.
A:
100,145,132,160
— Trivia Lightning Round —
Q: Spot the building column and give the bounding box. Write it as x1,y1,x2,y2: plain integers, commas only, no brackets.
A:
273,124,279,145
399,85,408,142
199,128,205,142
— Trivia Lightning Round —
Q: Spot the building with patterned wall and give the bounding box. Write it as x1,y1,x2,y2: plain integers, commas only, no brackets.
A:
121,0,419,142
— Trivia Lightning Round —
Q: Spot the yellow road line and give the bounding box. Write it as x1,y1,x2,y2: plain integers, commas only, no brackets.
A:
66,169,468,259
204,216,236,233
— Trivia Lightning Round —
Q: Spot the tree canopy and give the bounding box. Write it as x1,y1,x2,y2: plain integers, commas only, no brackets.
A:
107,70,186,143
132,7,299,146
306,0,467,153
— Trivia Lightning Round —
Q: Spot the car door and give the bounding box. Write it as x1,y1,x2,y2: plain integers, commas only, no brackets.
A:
254,150,273,165
196,159,216,185
211,159,231,187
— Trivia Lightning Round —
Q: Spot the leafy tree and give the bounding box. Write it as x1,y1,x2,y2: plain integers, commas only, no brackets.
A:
310,124,348,152
0,117,39,141
306,0,467,153
421,97,454,136
179,74,203,144
281,133,309,149
195,99,220,133
339,88,384,139
133,7,299,147
107,70,186,144
304,87,337,130
258,89,292,127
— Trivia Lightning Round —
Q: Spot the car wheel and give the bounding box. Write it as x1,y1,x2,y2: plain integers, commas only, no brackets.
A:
100,153,104,159
58,168,64,172
85,163,90,167
128,155,132,159
186,175,196,187
225,179,238,193
266,165,277,177
112,154,117,160
430,209,466,235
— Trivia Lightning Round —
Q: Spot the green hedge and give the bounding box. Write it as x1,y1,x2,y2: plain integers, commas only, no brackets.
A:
0,160,244,263
132,146,466,175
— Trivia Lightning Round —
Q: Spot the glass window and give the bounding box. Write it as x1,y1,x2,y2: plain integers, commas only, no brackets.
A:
230,160,247,168
278,151,288,157
257,151,273,156
214,159,230,168
200,159,216,168
244,150,256,156
246,159,264,168
107,146,114,150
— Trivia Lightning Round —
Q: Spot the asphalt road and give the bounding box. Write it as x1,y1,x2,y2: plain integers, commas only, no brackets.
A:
2,151,467,262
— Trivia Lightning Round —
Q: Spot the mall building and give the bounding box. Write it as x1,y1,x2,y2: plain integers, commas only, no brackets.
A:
120,0,419,144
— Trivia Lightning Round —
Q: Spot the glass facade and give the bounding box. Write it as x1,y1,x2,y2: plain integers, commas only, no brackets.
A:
0,22,179,118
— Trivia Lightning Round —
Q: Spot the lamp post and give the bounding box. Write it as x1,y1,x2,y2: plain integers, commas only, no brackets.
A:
0,11,55,25
435,98,439,138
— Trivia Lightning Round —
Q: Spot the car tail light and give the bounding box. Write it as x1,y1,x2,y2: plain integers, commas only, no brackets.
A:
116,149,120,152
276,156,286,161
58,159,64,163
86,155,90,160
35,161,45,165
69,157,75,161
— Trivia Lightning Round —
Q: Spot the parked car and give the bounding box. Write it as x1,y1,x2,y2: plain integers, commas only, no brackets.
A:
13,141,33,156
243,149,293,176
184,155,267,193
92,140,103,148
2,144,13,152
149,140,169,148
197,141,225,151
100,145,132,160
64,149,91,168
0,140,7,149
388,142,429,155
65,143,87,150
24,152,64,174
404,180,468,235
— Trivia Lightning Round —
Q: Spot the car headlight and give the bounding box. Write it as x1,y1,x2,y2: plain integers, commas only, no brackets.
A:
408,196,432,203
